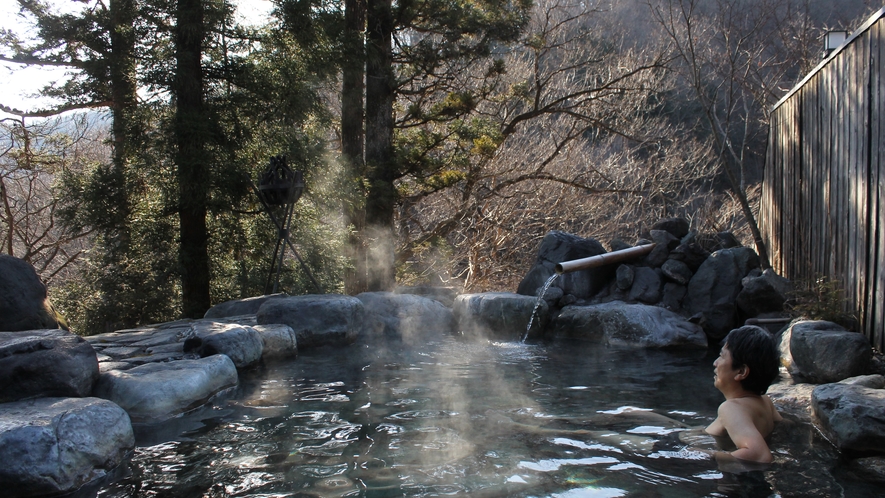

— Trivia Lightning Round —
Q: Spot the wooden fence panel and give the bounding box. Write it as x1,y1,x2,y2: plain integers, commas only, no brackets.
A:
764,9,885,350
874,20,885,351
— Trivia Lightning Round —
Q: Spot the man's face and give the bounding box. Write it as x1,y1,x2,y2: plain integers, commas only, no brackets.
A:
713,344,739,391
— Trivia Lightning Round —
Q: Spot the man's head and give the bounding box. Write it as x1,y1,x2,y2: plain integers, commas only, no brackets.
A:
722,325,780,395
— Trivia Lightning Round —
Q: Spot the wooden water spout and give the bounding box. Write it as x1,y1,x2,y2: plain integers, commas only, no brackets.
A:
555,243,656,274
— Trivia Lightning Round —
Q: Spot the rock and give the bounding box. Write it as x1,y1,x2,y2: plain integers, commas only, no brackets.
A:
645,230,679,268
609,238,632,251
736,269,791,316
93,354,238,423
0,397,133,498
650,229,681,251
184,322,264,369
616,264,634,290
393,286,459,308
558,294,577,307
256,294,364,348
0,255,67,332
651,217,690,238
0,330,99,403
252,324,298,360
539,285,564,306
203,294,287,319
628,267,662,304
686,247,761,341
847,457,885,483
791,325,872,383
840,374,885,389
766,382,816,422
812,382,885,452
744,312,793,335
777,319,837,377
453,292,546,341
517,231,614,300
696,231,741,252
661,259,692,285
669,242,710,272
660,282,687,311
548,302,708,348
357,292,456,344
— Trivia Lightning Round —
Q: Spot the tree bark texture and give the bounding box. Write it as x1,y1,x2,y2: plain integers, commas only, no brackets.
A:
364,0,396,291
175,0,211,317
342,0,368,294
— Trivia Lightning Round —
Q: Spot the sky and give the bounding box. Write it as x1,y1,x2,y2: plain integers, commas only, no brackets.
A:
0,0,274,118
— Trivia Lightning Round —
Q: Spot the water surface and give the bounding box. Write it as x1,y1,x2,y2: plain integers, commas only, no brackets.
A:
96,336,872,497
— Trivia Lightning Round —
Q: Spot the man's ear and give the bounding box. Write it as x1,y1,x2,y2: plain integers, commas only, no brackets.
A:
734,365,749,381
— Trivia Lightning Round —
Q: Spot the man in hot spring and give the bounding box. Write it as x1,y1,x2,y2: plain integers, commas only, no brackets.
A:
692,325,783,463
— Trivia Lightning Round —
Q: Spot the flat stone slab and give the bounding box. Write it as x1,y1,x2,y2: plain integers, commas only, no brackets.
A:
0,397,134,498
86,317,268,372
93,354,238,423
99,346,143,358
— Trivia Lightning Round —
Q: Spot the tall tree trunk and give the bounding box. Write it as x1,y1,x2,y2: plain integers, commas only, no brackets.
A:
342,0,368,294
105,0,136,256
110,0,137,180
364,0,396,291
175,0,211,317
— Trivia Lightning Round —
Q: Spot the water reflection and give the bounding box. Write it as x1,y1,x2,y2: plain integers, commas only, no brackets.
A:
95,337,870,497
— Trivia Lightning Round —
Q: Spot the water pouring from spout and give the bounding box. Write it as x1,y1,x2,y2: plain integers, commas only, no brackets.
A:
522,243,656,343
522,273,559,342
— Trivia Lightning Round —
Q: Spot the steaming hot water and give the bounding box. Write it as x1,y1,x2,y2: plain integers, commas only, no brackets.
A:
94,336,873,497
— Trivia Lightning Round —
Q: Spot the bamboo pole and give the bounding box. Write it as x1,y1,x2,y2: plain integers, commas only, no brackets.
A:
555,243,657,274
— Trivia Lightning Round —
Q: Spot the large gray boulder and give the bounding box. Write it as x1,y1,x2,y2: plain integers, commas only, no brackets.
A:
517,231,614,300
184,322,264,368
812,382,885,452
0,330,99,403
93,354,238,423
0,255,66,331
454,292,547,341
256,294,364,348
203,294,287,319
686,247,761,341
778,320,841,377
548,302,708,348
789,324,872,383
0,397,134,498
252,324,298,360
357,292,456,344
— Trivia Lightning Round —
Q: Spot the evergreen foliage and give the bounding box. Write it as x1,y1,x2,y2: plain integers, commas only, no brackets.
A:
2,0,876,331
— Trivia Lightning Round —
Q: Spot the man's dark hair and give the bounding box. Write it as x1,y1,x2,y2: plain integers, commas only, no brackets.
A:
723,325,780,395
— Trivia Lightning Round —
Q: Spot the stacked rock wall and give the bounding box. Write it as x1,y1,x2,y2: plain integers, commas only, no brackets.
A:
517,218,792,343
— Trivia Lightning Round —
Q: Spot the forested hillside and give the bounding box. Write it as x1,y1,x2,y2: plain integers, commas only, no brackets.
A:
0,0,876,335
